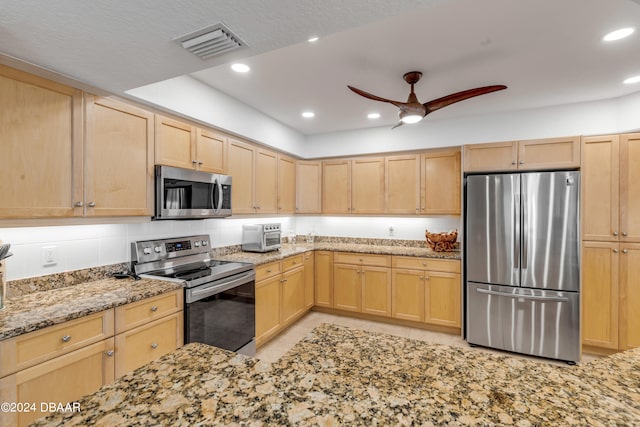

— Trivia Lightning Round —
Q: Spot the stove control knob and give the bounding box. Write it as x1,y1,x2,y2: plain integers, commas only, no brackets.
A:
202,240,208,246
143,247,152,255
154,246,162,253
194,241,201,247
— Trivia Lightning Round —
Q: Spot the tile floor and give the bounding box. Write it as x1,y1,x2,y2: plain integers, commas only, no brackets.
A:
255,310,600,366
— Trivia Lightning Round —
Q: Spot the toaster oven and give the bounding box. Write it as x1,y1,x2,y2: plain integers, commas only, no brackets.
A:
242,224,282,252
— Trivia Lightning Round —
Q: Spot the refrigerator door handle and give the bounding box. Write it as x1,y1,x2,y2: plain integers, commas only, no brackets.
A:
514,185,520,270
475,287,568,303
521,177,528,270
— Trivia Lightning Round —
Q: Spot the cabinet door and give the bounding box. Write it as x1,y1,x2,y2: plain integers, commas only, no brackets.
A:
256,276,281,345
391,269,424,322
155,115,195,169
85,96,154,216
281,267,305,325
352,157,385,214
385,155,420,214
424,271,461,328
278,155,296,214
361,266,391,317
255,148,278,214
518,136,580,170
304,252,315,309
582,242,619,350
0,65,83,218
196,128,227,173
296,161,322,213
114,312,183,378
0,339,114,427
463,141,517,172
333,263,361,312
315,251,333,308
322,160,351,214
582,135,620,242
620,133,640,242
228,138,255,214
619,244,640,349
421,149,461,215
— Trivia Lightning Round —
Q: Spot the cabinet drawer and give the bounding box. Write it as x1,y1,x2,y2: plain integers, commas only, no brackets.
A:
256,261,281,281
115,290,183,334
114,312,183,378
334,252,391,267
0,310,115,377
283,254,304,271
392,256,461,273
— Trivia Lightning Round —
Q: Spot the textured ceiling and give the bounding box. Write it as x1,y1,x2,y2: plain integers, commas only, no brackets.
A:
1,0,639,135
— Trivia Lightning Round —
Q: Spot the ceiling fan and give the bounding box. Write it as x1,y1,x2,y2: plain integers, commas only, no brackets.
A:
348,71,507,129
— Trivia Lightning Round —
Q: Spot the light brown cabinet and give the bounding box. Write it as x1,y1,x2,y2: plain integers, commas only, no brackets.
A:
352,157,385,214
619,244,640,350
421,149,460,215
463,136,580,172
255,267,282,346
303,251,315,309
254,148,278,214
385,155,421,214
0,65,82,218
85,96,154,216
296,161,322,213
322,160,351,214
155,116,227,173
391,257,461,328
333,252,392,316
278,155,296,214
314,251,334,308
281,265,305,325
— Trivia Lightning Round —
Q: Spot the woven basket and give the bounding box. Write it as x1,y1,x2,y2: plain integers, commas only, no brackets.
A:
425,229,458,252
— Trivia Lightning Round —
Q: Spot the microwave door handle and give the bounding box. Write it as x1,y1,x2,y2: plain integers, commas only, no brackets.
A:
210,178,217,214
217,179,223,214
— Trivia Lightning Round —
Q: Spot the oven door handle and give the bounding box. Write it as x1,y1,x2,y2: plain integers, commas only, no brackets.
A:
186,271,255,303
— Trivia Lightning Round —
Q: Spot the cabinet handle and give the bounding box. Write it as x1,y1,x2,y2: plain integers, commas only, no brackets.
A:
623,249,628,254
198,161,203,165
88,202,96,207
266,269,272,273
192,160,198,164
622,232,628,237
292,261,297,264
151,343,158,349
613,231,619,236
61,335,72,343
425,276,430,280
511,160,517,165
105,350,114,357
519,160,524,164
422,262,427,267
74,201,83,207
613,249,619,253
150,305,158,312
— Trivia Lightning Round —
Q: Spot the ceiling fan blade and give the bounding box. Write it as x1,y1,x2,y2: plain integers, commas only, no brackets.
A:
424,85,507,113
347,85,405,108
391,121,404,130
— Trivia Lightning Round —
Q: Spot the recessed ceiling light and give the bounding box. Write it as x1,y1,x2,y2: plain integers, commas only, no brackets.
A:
302,111,315,118
603,27,635,42
368,113,381,119
308,36,319,42
231,63,250,73
623,75,640,84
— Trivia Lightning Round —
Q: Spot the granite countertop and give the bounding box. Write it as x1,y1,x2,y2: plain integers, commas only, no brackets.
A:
0,278,183,340
33,323,640,426
217,242,460,266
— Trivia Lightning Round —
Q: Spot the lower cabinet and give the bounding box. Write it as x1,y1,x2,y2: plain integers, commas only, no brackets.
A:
391,257,461,328
255,254,311,347
0,290,183,427
314,251,333,308
333,252,392,317
303,251,314,310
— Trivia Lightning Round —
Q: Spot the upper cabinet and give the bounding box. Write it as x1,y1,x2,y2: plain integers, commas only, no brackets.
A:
155,115,227,174
385,155,421,215
85,96,154,216
582,133,640,242
421,149,460,215
277,155,296,214
254,148,278,214
322,160,352,214
463,136,580,172
296,161,322,214
352,157,385,214
0,65,83,218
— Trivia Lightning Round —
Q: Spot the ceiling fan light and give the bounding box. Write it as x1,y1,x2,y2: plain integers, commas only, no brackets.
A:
400,114,423,124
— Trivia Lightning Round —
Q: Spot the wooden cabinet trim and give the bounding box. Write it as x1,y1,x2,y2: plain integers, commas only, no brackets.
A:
115,289,183,334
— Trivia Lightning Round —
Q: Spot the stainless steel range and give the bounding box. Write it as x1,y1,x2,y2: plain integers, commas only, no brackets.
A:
131,235,256,356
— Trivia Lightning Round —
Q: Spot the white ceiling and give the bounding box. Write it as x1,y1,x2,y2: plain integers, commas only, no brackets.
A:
1,0,639,135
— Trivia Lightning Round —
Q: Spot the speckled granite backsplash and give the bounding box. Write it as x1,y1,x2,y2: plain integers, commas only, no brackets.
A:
5,262,129,298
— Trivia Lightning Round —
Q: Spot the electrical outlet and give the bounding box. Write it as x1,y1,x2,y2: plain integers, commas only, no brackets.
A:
42,246,57,266
389,225,394,236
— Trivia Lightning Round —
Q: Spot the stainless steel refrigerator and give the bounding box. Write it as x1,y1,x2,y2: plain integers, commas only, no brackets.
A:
465,171,580,362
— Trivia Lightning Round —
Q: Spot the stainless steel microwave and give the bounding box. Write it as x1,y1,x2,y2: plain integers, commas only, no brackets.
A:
154,165,232,220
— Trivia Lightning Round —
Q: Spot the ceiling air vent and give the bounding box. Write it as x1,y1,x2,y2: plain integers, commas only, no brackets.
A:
175,23,246,60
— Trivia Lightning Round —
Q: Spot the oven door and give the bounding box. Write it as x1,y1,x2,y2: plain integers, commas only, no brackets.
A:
263,231,281,250
184,270,256,355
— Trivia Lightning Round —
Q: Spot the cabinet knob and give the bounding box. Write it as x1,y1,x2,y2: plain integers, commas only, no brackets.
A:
519,160,524,164
74,201,84,207
622,232,628,237
511,160,517,165
425,276,430,280
105,350,114,357
613,231,619,236
150,305,158,312
613,249,619,253
88,202,96,207
422,262,427,267
198,161,203,165
623,249,629,254
61,335,72,343
151,343,158,349
192,160,198,164
266,269,272,273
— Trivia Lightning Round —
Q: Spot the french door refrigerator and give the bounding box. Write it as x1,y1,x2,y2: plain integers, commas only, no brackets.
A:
465,171,580,362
